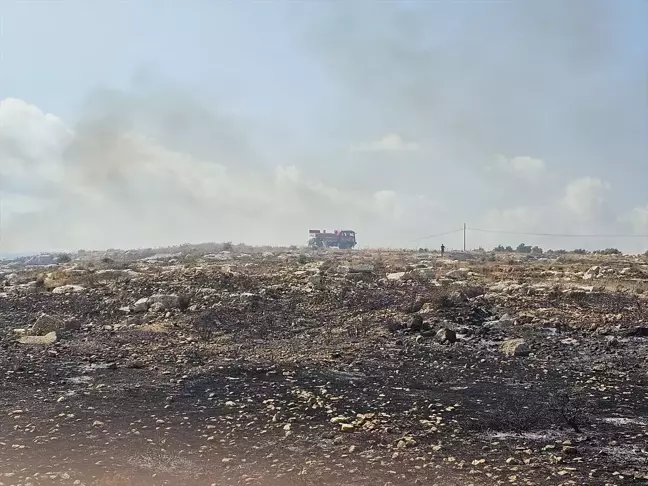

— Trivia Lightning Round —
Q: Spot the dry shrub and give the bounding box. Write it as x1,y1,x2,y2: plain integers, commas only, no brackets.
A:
347,316,372,339
178,293,192,311
96,473,134,486
463,285,486,299
548,391,590,433
483,393,550,433
480,390,590,433
127,450,203,477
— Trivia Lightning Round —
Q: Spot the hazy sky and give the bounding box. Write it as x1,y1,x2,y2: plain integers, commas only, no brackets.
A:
1,0,647,253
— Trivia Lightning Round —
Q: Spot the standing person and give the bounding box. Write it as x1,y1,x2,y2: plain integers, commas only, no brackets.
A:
440,244,445,256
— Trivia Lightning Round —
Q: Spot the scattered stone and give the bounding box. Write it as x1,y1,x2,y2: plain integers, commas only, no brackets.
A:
51,284,85,294
445,268,469,280
133,298,149,313
410,315,424,332
147,294,180,310
435,327,457,344
18,332,57,345
583,266,601,280
500,339,530,357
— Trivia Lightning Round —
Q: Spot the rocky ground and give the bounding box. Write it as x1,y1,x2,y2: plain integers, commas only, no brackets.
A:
1,248,648,486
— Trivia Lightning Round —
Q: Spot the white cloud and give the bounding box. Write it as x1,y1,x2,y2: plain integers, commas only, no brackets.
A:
563,177,610,217
350,133,420,153
488,155,546,181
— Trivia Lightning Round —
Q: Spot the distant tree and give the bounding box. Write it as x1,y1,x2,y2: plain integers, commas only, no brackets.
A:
573,249,588,255
516,243,532,254
493,245,506,252
595,248,622,255
531,246,543,254
222,241,234,252
505,246,514,252
56,253,72,264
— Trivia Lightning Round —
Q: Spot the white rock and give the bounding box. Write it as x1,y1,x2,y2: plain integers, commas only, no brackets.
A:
387,272,406,281
52,284,85,294
445,268,469,279
148,294,180,310
18,332,57,345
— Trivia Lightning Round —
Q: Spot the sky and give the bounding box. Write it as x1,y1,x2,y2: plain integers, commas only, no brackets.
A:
0,0,647,253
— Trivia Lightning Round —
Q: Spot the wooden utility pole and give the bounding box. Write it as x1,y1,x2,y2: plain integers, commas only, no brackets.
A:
463,223,466,251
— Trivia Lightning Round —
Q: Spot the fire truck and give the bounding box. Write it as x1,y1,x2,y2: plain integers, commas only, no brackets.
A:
308,229,357,249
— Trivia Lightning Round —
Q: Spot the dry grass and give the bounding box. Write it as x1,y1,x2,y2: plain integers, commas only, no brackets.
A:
127,451,204,477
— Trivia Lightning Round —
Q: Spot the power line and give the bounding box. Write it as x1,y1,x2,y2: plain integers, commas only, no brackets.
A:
469,227,648,238
408,228,463,242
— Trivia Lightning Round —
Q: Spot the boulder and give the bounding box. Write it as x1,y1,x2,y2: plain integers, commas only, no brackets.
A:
19,332,57,345
133,297,150,313
445,268,469,280
31,314,66,335
147,294,180,310
435,327,457,344
149,302,165,313
623,326,648,338
387,272,406,281
583,266,601,280
347,264,375,274
500,339,530,357
52,284,85,294
409,315,424,331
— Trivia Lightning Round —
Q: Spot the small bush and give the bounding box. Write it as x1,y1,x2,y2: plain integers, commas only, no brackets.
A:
297,254,310,265
516,243,532,254
595,248,622,255
548,391,589,433
483,393,549,432
347,317,372,339
177,293,192,312
573,248,588,254
194,311,222,340
56,253,72,264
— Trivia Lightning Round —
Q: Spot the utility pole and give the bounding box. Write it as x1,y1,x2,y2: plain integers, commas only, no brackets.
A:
463,223,466,251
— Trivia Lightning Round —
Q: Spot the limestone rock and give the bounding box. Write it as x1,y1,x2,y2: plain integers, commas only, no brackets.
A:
500,339,530,357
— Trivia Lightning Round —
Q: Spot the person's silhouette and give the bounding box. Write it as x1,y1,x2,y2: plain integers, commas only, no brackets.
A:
440,244,445,256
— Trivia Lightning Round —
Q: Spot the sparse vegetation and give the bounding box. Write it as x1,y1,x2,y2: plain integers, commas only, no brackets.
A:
56,253,72,263
516,243,532,253
595,247,622,255
1,247,647,485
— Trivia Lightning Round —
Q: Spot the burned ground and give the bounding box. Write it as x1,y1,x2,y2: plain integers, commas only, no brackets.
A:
1,250,647,485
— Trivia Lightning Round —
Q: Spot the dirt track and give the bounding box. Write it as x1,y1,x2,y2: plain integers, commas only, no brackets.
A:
1,249,648,485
